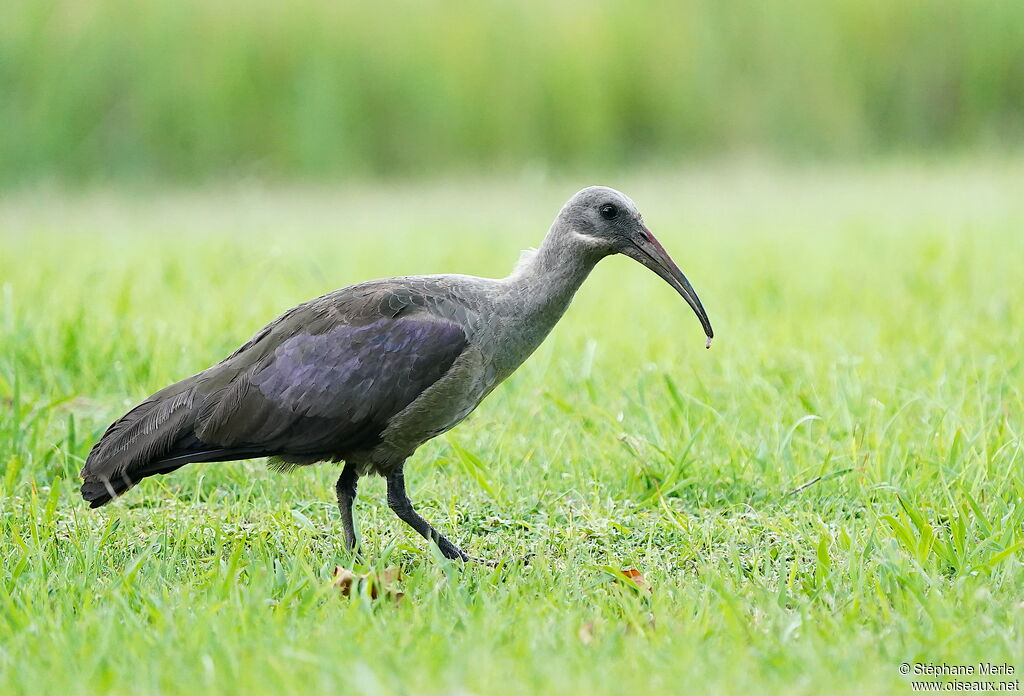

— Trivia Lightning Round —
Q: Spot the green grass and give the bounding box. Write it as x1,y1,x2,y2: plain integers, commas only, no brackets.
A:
3,0,1024,184
1,162,1023,695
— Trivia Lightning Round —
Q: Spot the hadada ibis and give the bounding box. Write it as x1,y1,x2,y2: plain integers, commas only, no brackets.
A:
81,187,714,562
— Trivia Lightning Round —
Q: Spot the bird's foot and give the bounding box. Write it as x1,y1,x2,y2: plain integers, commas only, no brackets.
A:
468,555,499,567
454,551,532,568
435,543,495,567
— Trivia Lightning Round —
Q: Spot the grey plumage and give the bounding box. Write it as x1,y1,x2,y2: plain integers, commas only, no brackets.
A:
81,186,713,562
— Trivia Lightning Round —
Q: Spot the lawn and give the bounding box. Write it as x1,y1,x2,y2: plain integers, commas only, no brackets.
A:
1,162,1022,695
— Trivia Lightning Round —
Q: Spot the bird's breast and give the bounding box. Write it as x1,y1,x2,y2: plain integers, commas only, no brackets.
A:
476,314,562,388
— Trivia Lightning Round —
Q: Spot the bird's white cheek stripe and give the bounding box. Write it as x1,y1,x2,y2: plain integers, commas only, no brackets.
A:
572,231,603,247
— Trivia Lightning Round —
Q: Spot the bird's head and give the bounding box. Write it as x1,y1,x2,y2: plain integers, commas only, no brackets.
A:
556,186,714,347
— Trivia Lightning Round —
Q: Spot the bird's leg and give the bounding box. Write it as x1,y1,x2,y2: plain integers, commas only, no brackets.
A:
335,462,360,554
386,468,478,563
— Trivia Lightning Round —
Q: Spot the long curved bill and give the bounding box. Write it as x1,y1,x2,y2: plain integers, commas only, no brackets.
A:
623,226,714,348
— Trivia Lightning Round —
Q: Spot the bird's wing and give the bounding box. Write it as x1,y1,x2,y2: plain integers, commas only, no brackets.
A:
80,282,471,506
191,284,470,458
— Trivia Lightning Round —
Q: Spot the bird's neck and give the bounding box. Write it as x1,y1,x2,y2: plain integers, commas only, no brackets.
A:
499,227,602,323
469,227,604,384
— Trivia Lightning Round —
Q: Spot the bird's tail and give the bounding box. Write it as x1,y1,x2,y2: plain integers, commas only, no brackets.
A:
80,381,206,507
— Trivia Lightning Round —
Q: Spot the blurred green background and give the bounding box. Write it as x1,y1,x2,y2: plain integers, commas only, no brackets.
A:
2,0,1023,185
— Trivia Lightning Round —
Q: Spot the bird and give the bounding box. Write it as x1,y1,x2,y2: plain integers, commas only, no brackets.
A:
80,186,714,563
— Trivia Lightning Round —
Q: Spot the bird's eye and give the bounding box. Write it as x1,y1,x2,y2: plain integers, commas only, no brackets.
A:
599,204,618,220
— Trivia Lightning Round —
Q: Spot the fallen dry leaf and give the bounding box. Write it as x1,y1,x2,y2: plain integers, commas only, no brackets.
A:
578,621,596,645
332,566,405,602
332,568,358,595
620,568,652,593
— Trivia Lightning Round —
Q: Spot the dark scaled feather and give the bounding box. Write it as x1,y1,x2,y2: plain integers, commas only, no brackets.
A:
80,283,469,506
